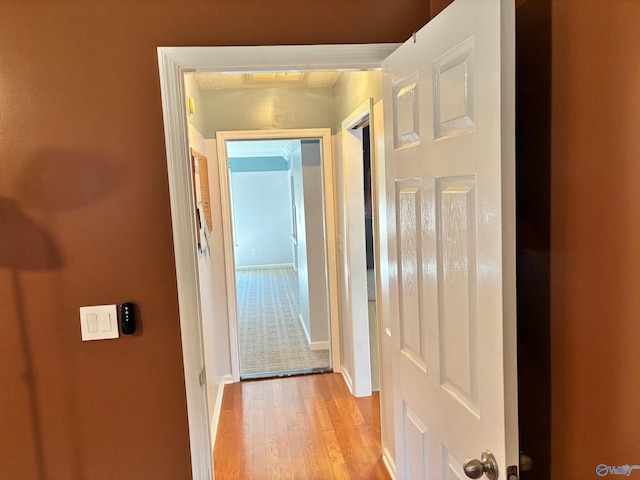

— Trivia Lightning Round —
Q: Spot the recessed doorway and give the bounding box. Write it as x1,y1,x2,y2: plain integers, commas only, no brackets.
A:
216,129,340,383
224,138,332,379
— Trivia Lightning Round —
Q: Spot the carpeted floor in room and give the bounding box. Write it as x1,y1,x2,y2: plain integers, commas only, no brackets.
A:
235,267,330,377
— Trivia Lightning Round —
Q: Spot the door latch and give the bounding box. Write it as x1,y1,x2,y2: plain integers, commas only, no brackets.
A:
463,451,498,480
507,465,518,480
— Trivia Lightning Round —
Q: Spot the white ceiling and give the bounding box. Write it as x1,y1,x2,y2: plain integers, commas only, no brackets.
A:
191,71,342,90
226,140,292,158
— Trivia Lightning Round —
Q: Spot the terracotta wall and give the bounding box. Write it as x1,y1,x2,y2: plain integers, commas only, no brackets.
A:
551,1,640,478
0,1,429,478
6,0,637,478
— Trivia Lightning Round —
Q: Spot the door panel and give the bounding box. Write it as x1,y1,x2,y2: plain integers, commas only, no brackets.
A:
403,404,429,478
437,176,478,415
383,0,516,477
396,179,427,373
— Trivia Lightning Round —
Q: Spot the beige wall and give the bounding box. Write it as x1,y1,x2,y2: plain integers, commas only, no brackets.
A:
201,87,333,138
331,71,383,133
185,75,206,136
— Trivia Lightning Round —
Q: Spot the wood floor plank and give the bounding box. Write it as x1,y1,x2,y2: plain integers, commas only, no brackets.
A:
308,373,333,401
290,456,308,480
298,374,314,400
263,381,277,438
281,377,299,427
272,378,284,407
287,423,304,459
323,428,351,480
241,382,254,441
274,406,293,479
265,434,280,480
298,411,329,480
213,374,391,480
329,373,365,427
305,392,332,433
213,409,241,479
291,377,307,415
252,397,265,477
214,386,248,480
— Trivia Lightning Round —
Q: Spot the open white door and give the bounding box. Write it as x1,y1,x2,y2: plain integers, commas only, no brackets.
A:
382,0,517,478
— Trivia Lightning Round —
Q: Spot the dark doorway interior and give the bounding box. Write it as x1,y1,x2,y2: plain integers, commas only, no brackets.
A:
515,0,552,477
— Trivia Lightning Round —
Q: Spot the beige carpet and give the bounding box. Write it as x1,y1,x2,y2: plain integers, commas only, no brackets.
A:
236,267,330,377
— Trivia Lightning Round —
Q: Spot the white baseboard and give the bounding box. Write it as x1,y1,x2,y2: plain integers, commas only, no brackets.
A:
309,340,330,351
209,374,233,446
382,447,397,480
298,315,328,351
341,367,354,396
235,263,294,271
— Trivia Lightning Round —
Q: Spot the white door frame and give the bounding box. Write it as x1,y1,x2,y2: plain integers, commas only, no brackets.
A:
341,99,374,397
216,129,338,381
157,44,400,478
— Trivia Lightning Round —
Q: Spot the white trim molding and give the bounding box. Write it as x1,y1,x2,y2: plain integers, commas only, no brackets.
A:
310,341,330,351
382,447,397,480
157,48,213,480
235,263,294,271
341,367,354,396
209,374,234,447
340,99,375,398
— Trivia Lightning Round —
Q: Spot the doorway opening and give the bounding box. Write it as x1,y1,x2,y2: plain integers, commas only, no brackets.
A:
159,6,547,470
158,44,401,478
362,125,381,391
216,129,340,383
224,138,332,380
340,99,379,397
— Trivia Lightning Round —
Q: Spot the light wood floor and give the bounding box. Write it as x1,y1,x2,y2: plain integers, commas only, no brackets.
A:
214,373,391,480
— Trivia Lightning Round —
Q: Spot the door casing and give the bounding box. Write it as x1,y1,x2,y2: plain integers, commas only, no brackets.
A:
157,44,400,478
216,128,338,381
340,99,375,397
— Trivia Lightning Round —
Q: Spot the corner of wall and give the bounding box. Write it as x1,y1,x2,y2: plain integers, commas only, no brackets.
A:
184,74,206,137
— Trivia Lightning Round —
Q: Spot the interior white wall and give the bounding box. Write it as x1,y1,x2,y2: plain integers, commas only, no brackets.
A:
204,138,233,386
289,141,310,339
230,170,293,268
184,74,205,135
186,126,232,446
202,88,333,138
332,81,382,399
331,71,383,133
341,121,372,397
333,130,354,383
301,141,330,347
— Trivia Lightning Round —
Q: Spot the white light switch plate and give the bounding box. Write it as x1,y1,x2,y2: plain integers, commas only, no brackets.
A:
80,305,119,341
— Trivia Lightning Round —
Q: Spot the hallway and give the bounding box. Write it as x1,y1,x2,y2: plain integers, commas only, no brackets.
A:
214,373,389,479
236,268,330,377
